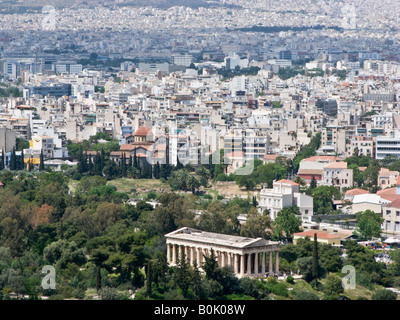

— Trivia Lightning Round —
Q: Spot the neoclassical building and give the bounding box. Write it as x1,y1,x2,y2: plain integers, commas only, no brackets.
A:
165,227,280,278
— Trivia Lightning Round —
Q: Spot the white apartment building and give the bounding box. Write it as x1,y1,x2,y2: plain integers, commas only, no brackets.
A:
258,179,313,222
383,199,400,234
375,135,400,160
30,135,55,159
231,76,249,96
321,161,353,192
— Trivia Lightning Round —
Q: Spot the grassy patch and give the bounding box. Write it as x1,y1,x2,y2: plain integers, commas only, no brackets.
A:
107,178,171,194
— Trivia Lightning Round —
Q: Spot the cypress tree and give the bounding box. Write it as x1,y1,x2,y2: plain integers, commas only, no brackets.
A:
148,162,153,179
310,175,317,189
146,260,153,296
100,148,105,169
10,148,16,170
20,149,24,170
154,162,160,179
94,152,102,176
312,233,319,280
88,154,93,174
0,149,4,170
133,148,138,169
160,163,166,179
121,153,127,177
39,150,45,171
129,155,133,168
176,155,183,169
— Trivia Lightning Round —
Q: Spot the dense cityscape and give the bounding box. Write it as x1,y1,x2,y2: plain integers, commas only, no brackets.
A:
1,0,400,306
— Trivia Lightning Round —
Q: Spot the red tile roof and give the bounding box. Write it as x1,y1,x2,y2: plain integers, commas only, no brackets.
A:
276,179,299,186
387,198,400,209
345,188,369,196
294,230,352,240
135,127,152,136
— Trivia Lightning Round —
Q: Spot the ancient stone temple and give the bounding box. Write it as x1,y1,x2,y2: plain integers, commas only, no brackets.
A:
165,227,280,278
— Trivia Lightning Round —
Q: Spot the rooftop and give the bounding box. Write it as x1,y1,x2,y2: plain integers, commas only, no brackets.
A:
345,188,369,196
165,227,278,249
294,229,353,240
323,161,348,169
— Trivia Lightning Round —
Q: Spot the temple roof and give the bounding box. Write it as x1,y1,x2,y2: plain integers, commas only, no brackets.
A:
165,227,278,249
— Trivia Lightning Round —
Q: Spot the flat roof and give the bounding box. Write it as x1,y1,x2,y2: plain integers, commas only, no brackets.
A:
165,227,278,249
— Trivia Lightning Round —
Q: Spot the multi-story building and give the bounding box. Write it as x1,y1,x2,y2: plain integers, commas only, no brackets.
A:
258,179,313,221
346,136,374,157
316,99,338,116
383,199,400,234
378,168,399,190
321,125,346,155
297,155,340,184
30,135,55,159
375,135,400,160
321,161,353,192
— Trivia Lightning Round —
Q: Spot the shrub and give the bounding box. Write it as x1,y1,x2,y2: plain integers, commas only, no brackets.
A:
286,276,295,284
393,277,400,288
372,289,398,300
99,287,119,300
356,272,374,290
379,277,393,288
310,279,323,291
293,290,319,300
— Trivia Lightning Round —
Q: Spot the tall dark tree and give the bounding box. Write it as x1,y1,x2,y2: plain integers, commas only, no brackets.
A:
10,147,16,170
176,155,184,170
133,149,138,169
0,149,5,170
39,150,45,171
153,162,160,179
88,154,93,174
312,233,319,280
20,149,25,170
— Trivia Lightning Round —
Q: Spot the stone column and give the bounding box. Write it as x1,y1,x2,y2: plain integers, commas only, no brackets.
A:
190,247,195,266
178,245,183,262
218,251,225,268
227,253,232,267
234,254,239,274
269,251,273,274
197,247,202,265
275,251,279,273
262,252,266,275
240,254,245,276
247,253,252,275
184,246,189,263
167,243,171,263
172,244,177,265
254,252,258,276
